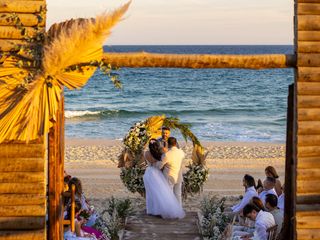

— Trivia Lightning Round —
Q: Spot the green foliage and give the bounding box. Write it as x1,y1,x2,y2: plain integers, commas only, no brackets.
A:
163,117,201,146
120,167,145,195
64,60,122,89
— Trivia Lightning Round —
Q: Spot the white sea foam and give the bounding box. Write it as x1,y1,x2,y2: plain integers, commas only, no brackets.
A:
65,110,100,119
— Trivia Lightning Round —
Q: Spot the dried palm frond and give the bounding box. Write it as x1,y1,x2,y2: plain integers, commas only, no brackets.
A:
0,2,131,143
42,1,131,90
146,115,165,139
192,144,209,165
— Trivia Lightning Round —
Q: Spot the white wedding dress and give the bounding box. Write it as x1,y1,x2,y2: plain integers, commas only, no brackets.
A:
143,165,185,219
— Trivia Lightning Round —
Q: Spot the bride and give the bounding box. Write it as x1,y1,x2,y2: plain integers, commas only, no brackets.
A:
143,139,185,219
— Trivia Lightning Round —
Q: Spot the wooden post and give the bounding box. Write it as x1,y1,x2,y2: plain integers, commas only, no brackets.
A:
281,84,295,240
48,92,64,240
71,184,75,232
295,0,320,239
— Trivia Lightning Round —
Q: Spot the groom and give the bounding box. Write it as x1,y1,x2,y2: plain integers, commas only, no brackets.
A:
155,137,185,205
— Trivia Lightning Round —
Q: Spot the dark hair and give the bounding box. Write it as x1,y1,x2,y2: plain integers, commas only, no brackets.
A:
244,174,256,188
68,177,82,196
162,126,170,131
265,166,279,179
265,194,278,207
266,176,276,184
243,204,257,216
66,200,82,220
149,139,163,161
251,196,265,211
168,137,177,147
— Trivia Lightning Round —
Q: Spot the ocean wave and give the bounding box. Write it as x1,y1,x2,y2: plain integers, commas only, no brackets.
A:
65,107,271,119
65,110,107,118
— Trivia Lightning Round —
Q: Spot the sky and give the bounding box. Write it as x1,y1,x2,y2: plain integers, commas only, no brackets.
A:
46,0,294,45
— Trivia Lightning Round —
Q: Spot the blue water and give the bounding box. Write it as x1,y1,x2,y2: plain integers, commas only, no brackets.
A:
65,45,294,142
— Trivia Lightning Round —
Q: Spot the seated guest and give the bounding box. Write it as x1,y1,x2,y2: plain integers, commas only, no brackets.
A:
258,177,277,205
264,166,282,196
277,184,285,212
265,194,283,236
232,196,264,237
68,177,97,227
64,200,97,240
250,196,265,211
242,203,276,240
231,174,258,213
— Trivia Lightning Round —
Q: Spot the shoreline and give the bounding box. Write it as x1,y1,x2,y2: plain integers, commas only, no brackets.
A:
66,137,285,147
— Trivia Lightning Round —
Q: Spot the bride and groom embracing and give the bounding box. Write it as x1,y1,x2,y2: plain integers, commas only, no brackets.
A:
143,128,186,219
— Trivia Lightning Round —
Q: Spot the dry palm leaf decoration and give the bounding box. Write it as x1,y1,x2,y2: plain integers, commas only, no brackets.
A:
0,2,130,143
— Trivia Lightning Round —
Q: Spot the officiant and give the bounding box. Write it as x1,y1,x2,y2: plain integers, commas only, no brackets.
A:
158,127,179,152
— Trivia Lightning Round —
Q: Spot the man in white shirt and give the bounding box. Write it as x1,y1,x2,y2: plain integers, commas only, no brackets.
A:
265,194,283,236
258,177,278,206
242,203,276,240
155,137,185,205
231,174,258,213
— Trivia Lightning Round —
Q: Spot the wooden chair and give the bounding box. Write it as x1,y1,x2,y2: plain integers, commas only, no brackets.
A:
63,184,76,232
267,225,278,240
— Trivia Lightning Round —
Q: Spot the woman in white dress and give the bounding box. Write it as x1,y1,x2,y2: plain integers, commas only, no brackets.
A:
143,139,185,219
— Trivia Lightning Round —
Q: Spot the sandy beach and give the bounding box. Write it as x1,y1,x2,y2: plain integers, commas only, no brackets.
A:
65,138,285,211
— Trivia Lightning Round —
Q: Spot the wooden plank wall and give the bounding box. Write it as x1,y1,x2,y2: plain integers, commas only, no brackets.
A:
296,0,320,239
0,0,47,239
0,141,46,240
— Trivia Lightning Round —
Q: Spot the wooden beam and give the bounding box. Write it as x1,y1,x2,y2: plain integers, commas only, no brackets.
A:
0,182,44,194
297,82,320,95
298,31,320,41
298,67,320,82
0,13,45,27
296,205,320,212
0,26,41,39
297,168,320,180
298,121,320,135
298,53,320,67
298,15,320,30
298,108,320,121
0,39,28,52
0,1,45,13
298,41,320,53
298,0,320,3
298,95,320,107
0,158,44,172
102,53,296,69
0,216,45,230
0,172,43,183
298,3,320,15
298,156,320,169
297,195,320,204
297,215,320,229
0,230,45,240
0,142,44,158
298,134,320,145
297,180,320,194
297,228,320,240
0,194,45,205
0,205,45,217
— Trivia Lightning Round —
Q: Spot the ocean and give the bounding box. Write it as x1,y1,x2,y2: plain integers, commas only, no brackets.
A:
65,45,294,143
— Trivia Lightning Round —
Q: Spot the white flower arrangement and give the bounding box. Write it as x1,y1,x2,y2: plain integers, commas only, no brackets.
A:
199,196,230,240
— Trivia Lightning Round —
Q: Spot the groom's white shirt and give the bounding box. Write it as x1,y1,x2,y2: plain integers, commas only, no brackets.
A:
156,146,185,185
